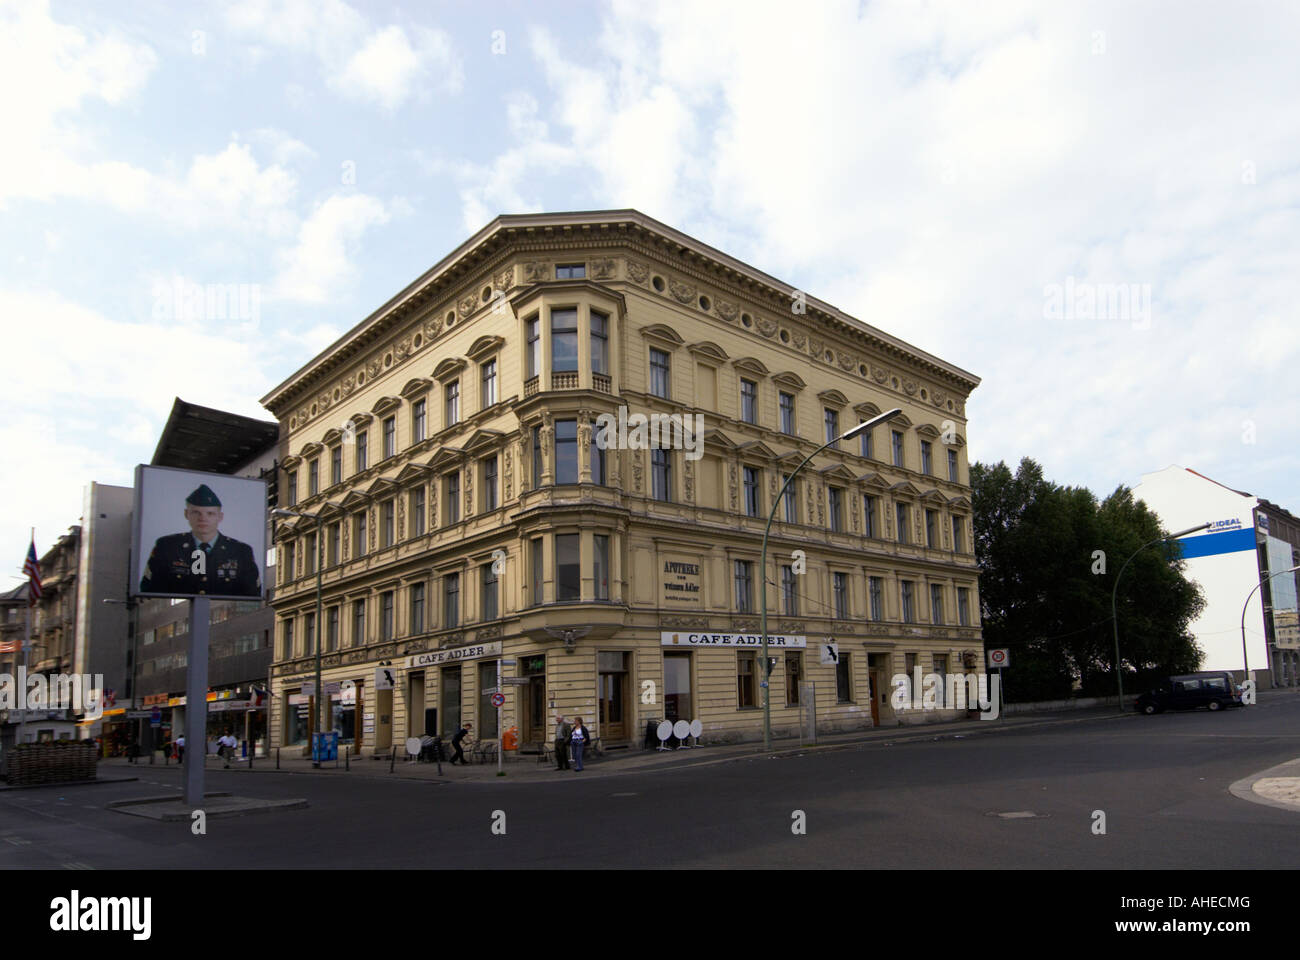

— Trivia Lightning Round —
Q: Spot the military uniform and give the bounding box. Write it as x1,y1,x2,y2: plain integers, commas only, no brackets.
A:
138,484,262,598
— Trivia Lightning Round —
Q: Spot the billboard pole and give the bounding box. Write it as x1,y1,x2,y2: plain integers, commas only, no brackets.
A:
183,597,210,806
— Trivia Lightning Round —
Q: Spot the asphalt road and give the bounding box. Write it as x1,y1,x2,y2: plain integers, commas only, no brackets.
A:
3,696,1299,869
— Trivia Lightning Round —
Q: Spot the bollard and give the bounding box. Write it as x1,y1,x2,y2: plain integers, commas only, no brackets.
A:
345,744,350,771
389,745,396,773
276,747,280,770
248,744,253,770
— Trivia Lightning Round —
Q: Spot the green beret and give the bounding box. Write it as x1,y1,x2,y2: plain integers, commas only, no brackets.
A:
186,484,222,508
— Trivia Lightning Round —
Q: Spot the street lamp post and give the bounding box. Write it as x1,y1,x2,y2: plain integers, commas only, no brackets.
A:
273,509,323,767
1240,562,1300,698
1110,521,1212,709
759,408,902,751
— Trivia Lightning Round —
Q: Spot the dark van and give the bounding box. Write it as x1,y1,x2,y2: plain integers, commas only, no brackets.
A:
1135,672,1243,714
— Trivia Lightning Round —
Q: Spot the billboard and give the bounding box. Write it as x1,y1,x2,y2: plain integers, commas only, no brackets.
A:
1267,535,1299,650
132,465,266,600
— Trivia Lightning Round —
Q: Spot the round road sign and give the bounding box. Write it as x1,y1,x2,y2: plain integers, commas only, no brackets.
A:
989,648,1009,667
490,692,506,708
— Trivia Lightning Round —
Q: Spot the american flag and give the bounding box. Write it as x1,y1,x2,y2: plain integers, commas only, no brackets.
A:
23,538,41,607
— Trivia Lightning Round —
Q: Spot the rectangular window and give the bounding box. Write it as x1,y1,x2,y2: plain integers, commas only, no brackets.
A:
482,457,498,511
734,560,753,612
828,487,844,532
930,584,945,625
381,500,395,548
287,470,297,507
446,473,460,524
896,503,909,544
869,576,884,621
933,654,948,707
824,408,839,447
782,565,798,616
743,466,760,517
354,513,367,557
532,426,542,488
444,573,460,628
833,572,849,619
782,474,797,523
920,440,932,475
593,534,609,600
652,448,671,502
948,449,959,483
381,590,394,641
555,419,578,484
556,263,585,279
590,310,609,375
836,654,852,703
305,533,317,575
901,580,915,623
555,534,580,601
352,599,365,647
383,416,396,459
445,380,460,427
650,348,671,398
863,495,877,538
740,379,757,424
925,509,937,548
737,651,756,708
551,307,578,372
410,583,425,635
308,459,319,497
785,651,802,706
356,431,368,472
891,430,904,468
329,522,340,566
282,618,294,659
304,612,316,656
780,392,795,435
526,315,540,378
860,427,873,459
531,537,544,606
326,605,339,652
957,587,971,626
411,488,425,536
590,434,605,485
481,563,499,620
413,399,427,443
481,359,497,409
952,516,964,553
331,446,342,486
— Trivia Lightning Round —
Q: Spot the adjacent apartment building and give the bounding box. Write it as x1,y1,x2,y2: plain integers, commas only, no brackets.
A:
261,210,984,756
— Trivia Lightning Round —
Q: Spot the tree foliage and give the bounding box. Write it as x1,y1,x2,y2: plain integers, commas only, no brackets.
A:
972,458,1203,702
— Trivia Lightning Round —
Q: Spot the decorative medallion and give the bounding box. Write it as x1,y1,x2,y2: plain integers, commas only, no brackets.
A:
669,279,696,304
716,300,738,322
931,389,947,407
494,267,513,291
757,317,778,338
792,332,807,351
837,352,856,372
424,314,444,341
872,365,890,385
394,337,410,361
809,337,825,360
903,379,918,396
590,258,616,279
524,260,549,282
367,358,381,379
457,293,477,319
627,260,649,285
318,391,332,411
662,616,708,628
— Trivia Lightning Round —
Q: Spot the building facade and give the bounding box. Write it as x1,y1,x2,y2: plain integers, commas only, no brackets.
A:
1133,465,1300,689
261,210,984,757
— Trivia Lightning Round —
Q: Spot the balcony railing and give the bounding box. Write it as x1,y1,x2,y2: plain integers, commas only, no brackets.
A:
551,371,579,390
593,373,611,393
524,376,539,397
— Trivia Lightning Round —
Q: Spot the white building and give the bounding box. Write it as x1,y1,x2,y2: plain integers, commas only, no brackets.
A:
1132,465,1299,689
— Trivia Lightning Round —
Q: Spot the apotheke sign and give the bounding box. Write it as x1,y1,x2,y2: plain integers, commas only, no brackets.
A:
661,632,806,648
405,641,502,669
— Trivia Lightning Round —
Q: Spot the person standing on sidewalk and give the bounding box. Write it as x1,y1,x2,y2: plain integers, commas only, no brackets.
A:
449,722,472,765
554,715,571,770
570,716,591,771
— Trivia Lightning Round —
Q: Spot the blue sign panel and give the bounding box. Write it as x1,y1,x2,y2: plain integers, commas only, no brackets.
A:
312,731,339,762
1169,528,1256,560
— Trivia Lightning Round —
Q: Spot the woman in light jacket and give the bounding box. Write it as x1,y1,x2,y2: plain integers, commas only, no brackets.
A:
570,717,592,771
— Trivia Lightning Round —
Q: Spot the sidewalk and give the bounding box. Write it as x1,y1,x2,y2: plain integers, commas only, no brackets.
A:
100,700,1147,785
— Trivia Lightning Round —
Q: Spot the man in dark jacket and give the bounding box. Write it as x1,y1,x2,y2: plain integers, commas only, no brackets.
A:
449,722,472,764
554,715,571,770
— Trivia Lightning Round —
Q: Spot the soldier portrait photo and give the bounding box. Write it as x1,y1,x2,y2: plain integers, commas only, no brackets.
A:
134,468,266,599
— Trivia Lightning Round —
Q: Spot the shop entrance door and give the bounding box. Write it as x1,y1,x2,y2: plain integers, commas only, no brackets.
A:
440,665,461,739
407,672,425,737
374,688,392,751
868,670,880,725
598,651,629,741
664,653,692,723
520,654,546,745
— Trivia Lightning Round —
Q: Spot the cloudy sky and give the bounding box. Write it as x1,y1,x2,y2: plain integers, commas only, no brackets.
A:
3,0,1298,570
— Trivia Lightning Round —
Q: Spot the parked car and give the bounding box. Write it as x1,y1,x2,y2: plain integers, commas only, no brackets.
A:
1135,672,1243,714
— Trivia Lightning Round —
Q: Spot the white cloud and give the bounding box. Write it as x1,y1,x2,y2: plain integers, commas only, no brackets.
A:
272,193,393,302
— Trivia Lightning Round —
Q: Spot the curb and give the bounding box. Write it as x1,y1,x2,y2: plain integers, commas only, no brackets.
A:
0,776,139,792
1228,757,1300,814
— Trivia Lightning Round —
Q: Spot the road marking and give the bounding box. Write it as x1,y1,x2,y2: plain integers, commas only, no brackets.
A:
994,811,1038,819
4,837,31,845
62,862,93,870
611,792,637,797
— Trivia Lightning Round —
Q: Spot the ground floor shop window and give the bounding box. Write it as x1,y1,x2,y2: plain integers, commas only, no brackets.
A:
286,693,309,744
478,661,499,739
785,651,802,705
836,654,853,703
664,653,691,722
332,688,357,743
737,651,756,708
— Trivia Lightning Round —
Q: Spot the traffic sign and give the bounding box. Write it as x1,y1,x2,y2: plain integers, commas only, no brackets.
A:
375,667,395,691
481,686,499,696
501,677,529,685
490,692,506,708
988,648,1010,668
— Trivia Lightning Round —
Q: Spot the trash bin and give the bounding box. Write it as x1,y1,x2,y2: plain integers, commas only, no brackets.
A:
644,719,661,749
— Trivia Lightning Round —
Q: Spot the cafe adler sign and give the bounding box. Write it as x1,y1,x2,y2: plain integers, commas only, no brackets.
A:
661,632,807,648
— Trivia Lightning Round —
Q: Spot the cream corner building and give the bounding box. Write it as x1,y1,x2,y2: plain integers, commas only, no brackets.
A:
260,210,985,757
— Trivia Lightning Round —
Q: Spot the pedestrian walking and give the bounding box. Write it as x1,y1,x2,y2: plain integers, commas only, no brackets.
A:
449,722,471,765
175,734,185,764
218,729,239,768
570,716,591,771
554,715,571,770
